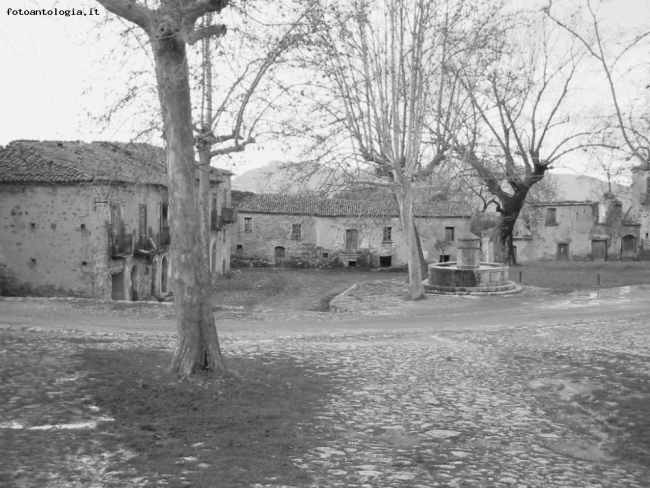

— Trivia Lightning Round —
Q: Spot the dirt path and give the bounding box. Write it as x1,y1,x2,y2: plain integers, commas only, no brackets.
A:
2,283,649,340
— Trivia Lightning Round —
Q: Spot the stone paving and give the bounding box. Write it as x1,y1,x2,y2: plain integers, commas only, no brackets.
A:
2,295,650,487
238,316,650,488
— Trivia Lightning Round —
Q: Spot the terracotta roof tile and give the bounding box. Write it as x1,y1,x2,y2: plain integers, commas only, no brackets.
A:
0,140,232,186
236,194,472,218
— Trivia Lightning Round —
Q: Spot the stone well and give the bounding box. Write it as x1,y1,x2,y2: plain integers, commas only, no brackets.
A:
425,232,518,294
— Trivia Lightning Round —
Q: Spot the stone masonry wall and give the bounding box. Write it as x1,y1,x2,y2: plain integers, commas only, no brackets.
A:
231,212,471,267
0,183,170,299
529,204,597,261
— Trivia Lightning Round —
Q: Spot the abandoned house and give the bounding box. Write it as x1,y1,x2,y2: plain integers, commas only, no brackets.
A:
0,140,234,300
629,163,650,256
231,194,472,268
507,199,640,262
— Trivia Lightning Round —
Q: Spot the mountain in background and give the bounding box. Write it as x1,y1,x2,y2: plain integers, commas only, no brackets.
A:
548,173,630,203
232,163,629,204
232,160,342,195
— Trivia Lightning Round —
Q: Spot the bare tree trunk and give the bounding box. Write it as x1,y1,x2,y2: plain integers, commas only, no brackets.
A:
395,184,425,300
153,35,226,378
413,223,429,280
493,192,526,266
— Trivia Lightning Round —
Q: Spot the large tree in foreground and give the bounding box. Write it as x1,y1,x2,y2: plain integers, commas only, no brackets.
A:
96,0,231,378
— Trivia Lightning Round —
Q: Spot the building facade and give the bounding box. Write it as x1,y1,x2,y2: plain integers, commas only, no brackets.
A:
510,200,639,262
231,194,472,268
0,140,233,299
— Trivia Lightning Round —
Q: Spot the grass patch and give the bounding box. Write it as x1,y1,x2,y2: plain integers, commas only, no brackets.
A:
213,271,290,308
516,261,650,291
77,347,338,487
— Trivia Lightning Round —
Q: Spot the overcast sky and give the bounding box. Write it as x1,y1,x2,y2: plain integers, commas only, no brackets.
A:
1,0,648,174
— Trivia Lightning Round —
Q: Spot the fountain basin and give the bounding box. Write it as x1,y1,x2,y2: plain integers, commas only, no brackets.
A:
425,261,519,295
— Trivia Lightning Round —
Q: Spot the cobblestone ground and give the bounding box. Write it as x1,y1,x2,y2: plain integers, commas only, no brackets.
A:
238,316,650,488
2,309,650,487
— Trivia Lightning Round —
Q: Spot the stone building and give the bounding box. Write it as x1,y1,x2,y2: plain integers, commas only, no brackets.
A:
0,140,234,299
231,194,472,268
629,163,650,255
510,200,639,262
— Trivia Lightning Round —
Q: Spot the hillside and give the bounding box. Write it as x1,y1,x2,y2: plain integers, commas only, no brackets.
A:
233,163,628,203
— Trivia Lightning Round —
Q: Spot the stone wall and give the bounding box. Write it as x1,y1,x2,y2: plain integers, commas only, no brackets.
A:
0,183,170,299
529,203,598,261
231,212,471,268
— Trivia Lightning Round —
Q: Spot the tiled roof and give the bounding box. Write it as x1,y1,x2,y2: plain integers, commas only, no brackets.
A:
531,200,597,206
0,140,231,186
236,194,472,218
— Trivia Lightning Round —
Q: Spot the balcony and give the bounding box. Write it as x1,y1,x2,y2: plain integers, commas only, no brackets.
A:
221,206,238,223
110,233,133,257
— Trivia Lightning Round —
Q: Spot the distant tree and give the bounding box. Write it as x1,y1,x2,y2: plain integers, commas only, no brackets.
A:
547,0,650,168
456,13,592,264
286,0,503,299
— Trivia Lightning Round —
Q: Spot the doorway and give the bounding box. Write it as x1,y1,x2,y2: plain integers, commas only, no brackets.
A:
151,258,158,296
592,240,607,261
111,271,125,300
274,246,286,266
161,256,169,294
130,266,138,301
622,235,636,259
557,243,569,261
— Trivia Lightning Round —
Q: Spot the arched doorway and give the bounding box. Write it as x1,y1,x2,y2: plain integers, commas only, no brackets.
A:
161,256,169,294
131,266,138,301
274,246,286,266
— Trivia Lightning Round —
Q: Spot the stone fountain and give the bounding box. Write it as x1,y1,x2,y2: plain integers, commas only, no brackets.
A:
425,231,519,295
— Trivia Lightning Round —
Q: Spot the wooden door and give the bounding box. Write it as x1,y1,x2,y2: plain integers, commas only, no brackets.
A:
592,240,607,261
622,235,636,259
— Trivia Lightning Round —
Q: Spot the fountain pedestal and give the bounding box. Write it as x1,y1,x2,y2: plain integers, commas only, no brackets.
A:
425,232,518,295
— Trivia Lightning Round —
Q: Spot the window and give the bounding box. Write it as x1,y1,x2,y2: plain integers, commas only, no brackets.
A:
139,204,147,240
159,203,169,229
30,223,36,230
546,208,557,226
292,224,302,239
321,252,329,259
383,226,392,242
244,217,252,232
445,227,455,241
211,197,219,231
80,224,86,231
345,229,359,252
236,244,243,251
111,204,121,235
